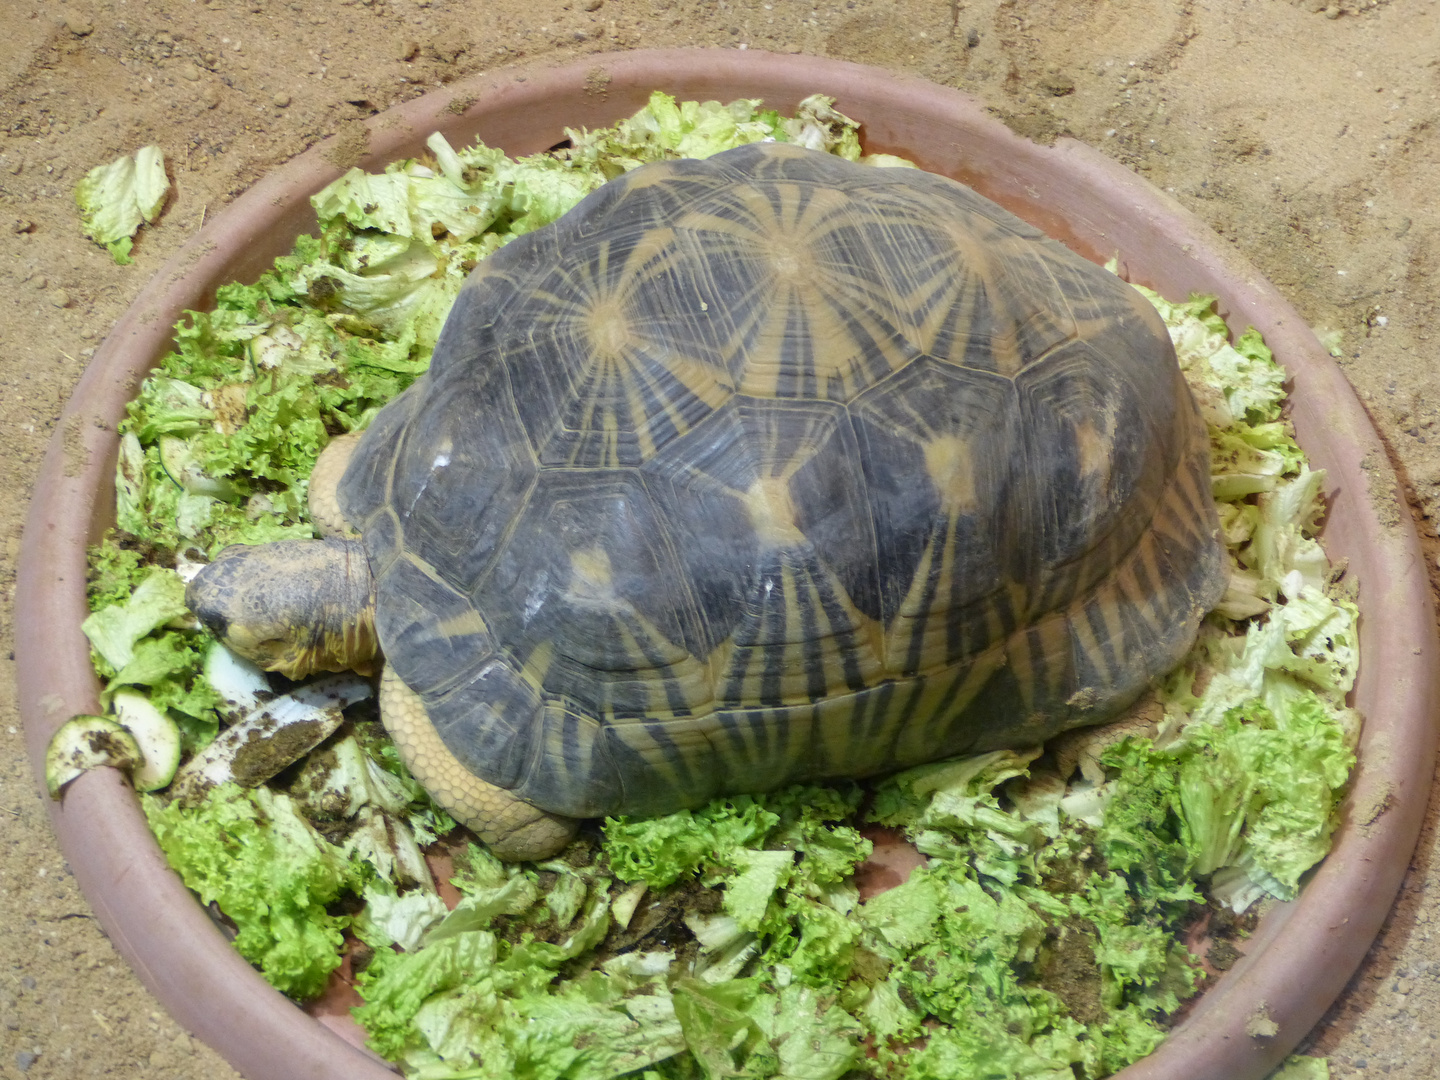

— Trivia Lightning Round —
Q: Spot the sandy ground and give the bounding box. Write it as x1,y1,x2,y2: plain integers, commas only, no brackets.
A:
2,0,1438,1076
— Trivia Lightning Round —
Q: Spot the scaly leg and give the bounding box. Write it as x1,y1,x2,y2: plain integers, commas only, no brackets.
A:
378,665,579,861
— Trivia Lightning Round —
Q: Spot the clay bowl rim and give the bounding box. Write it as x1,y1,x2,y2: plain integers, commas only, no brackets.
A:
15,47,1438,1080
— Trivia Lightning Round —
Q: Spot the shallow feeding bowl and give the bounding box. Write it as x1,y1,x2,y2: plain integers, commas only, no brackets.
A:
15,49,1439,1080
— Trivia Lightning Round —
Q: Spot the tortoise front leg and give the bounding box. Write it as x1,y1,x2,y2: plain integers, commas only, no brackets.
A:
378,666,579,861
308,432,363,539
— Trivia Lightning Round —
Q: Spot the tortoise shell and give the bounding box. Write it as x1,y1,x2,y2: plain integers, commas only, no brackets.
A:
337,141,1224,819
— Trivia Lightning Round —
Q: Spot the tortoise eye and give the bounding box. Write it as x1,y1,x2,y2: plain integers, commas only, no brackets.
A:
193,609,230,639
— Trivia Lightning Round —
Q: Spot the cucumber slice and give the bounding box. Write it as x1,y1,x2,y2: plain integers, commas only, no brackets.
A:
111,689,183,791
202,640,272,722
158,435,240,501
45,715,142,797
170,672,373,803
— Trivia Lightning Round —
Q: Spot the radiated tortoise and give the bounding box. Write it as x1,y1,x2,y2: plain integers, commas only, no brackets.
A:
187,141,1226,860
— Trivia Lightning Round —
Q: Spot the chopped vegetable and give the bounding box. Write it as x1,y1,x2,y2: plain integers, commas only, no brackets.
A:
45,693,184,795
74,144,170,264
45,714,143,796
111,688,183,791
201,640,273,722
167,673,372,803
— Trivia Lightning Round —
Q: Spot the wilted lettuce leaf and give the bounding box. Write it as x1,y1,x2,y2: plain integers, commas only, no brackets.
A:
75,144,169,263
351,853,699,1080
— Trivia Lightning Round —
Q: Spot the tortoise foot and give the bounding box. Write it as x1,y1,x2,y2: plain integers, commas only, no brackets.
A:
378,666,579,861
308,433,363,540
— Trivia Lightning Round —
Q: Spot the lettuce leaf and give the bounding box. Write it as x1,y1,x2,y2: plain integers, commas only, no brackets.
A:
1174,693,1355,897
351,854,694,1079
75,144,169,263
1269,1054,1332,1079
604,796,780,889
143,784,365,999
80,561,222,747
81,566,189,671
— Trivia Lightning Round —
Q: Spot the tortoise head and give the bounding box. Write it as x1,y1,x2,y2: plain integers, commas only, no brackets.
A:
186,537,379,680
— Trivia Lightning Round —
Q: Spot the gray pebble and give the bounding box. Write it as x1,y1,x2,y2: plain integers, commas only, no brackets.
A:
15,1050,38,1072
32,276,47,290
49,289,71,308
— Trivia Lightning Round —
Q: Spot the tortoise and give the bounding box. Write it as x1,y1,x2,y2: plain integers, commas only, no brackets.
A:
187,141,1226,861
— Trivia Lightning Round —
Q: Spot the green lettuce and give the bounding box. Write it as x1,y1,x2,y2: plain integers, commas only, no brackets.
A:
606,785,871,990
604,796,782,889
692,979,862,1080
351,848,691,1079
143,784,365,999
856,744,1198,1078
81,563,221,748
1269,1055,1331,1080
81,566,189,672
75,144,169,263
1174,694,1354,893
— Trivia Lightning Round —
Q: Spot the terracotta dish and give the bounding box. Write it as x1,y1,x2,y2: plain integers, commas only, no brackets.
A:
16,49,1438,1080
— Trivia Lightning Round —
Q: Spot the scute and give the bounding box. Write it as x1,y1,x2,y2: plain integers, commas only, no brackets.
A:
350,358,539,595
339,141,1226,821
848,356,1027,662
467,468,709,719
